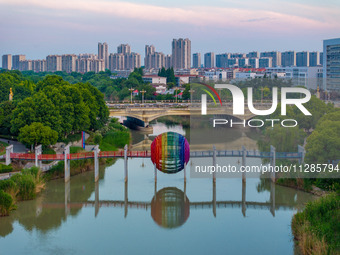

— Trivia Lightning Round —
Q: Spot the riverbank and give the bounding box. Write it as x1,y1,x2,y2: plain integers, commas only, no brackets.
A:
291,193,339,255
0,167,44,216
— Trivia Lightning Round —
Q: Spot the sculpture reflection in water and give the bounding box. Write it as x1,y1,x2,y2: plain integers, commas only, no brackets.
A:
151,187,190,229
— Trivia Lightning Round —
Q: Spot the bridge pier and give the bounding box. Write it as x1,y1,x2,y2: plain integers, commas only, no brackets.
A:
298,145,305,164
94,145,100,182
154,163,157,183
242,146,246,182
35,145,42,168
124,145,128,183
64,145,70,183
124,181,128,218
213,145,216,183
270,145,276,182
95,181,99,217
242,180,246,217
5,145,13,166
213,180,216,217
270,181,275,217
64,180,70,218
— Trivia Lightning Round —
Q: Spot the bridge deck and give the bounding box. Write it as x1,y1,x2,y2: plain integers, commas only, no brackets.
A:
7,150,301,161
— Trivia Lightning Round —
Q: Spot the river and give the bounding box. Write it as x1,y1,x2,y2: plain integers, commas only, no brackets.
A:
0,117,315,255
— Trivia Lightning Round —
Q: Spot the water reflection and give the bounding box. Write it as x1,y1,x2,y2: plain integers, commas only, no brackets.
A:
151,187,190,229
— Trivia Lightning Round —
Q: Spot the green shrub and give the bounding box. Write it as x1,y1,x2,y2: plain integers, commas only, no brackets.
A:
0,190,15,216
11,174,36,200
94,133,102,144
0,179,17,192
292,193,340,254
0,164,13,174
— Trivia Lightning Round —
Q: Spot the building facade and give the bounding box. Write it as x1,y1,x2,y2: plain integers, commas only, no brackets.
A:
2,54,12,70
260,51,281,67
12,55,26,70
204,52,215,68
323,38,340,91
192,53,201,68
296,51,309,67
281,51,296,67
46,55,62,72
172,38,191,69
98,42,109,69
216,53,230,68
309,52,320,67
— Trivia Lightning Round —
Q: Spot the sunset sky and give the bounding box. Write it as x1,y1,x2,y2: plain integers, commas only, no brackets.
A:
0,0,339,60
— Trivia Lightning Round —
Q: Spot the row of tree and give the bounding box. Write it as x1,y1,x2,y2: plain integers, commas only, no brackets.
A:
0,71,109,147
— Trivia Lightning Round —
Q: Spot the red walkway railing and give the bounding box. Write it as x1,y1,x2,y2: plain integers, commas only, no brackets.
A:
9,151,151,161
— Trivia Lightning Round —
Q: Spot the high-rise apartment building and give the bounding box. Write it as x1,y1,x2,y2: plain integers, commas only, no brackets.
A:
117,44,131,55
164,55,172,69
249,58,259,68
46,55,62,72
62,54,77,73
323,38,340,91
2,54,12,70
296,51,309,67
172,38,191,69
150,52,165,70
124,53,141,70
260,51,281,67
227,58,238,67
109,53,125,71
98,42,109,69
247,51,260,58
320,52,323,65
192,53,201,68
32,60,46,72
238,58,249,68
19,60,32,71
12,55,26,70
144,45,165,70
281,51,296,67
230,53,246,59
204,52,215,68
309,52,320,66
216,53,230,68
259,57,272,68
144,45,155,69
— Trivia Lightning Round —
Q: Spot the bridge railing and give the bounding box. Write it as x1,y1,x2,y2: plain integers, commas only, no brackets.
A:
69,152,94,160
40,154,64,161
10,153,35,160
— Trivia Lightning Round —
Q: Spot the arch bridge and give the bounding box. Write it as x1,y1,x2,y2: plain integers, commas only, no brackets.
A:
109,103,272,126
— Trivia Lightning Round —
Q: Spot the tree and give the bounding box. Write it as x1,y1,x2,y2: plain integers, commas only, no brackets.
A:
258,125,306,152
18,122,58,147
305,111,340,164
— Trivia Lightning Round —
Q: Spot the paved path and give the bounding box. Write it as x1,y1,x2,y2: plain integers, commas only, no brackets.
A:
0,138,27,153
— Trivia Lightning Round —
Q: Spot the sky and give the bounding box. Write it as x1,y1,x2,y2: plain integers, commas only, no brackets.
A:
0,0,339,63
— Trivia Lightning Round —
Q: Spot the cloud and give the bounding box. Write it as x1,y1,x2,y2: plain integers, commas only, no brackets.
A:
0,0,339,32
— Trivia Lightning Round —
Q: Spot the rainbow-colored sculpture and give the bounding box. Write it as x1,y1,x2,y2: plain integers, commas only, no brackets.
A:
151,132,190,173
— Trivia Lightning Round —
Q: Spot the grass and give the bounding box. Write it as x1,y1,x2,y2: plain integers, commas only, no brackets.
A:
292,193,340,255
70,146,85,154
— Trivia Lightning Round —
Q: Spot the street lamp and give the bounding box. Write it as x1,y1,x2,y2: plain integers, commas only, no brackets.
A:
140,89,146,105
189,89,195,105
129,88,134,104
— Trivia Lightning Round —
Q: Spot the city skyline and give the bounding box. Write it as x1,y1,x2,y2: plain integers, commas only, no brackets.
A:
1,43,325,70
0,0,339,61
